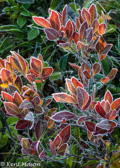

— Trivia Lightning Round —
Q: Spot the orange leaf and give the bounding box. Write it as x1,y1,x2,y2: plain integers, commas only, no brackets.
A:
99,23,107,35
101,77,109,84
30,57,43,74
50,10,61,31
92,62,101,76
107,68,118,80
42,67,53,80
53,92,77,104
32,16,51,28
81,8,91,25
83,70,92,79
111,98,120,111
53,134,61,149
96,36,106,55
1,91,13,102
68,62,80,70
104,90,113,104
65,19,73,39
4,102,20,116
89,4,97,24
101,100,111,113
66,78,76,95
77,41,85,50
73,32,79,44
1,68,11,83
71,77,83,89
62,5,67,26
13,91,23,106
10,56,22,73
76,18,81,31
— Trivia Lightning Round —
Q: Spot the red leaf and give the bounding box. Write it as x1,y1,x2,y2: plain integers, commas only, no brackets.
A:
10,56,22,73
14,76,23,92
34,105,44,114
96,119,111,131
65,19,73,39
96,36,106,55
77,41,85,50
1,68,11,83
4,102,19,116
53,93,77,104
93,126,107,136
15,120,31,130
44,98,52,108
66,78,76,95
82,95,91,111
92,63,101,76
19,99,34,109
76,18,81,31
27,74,36,83
30,57,43,73
71,77,83,89
107,68,118,80
35,118,46,140
100,44,113,55
53,134,61,149
32,16,51,28
57,143,68,156
77,116,86,126
24,112,34,130
79,21,88,41
62,5,67,26
50,141,56,155
45,28,60,41
59,125,71,144
89,4,97,24
1,91,13,102
106,110,117,120
68,62,80,70
86,27,93,43
50,111,77,122
73,32,79,44
39,150,45,159
92,19,99,33
13,91,23,106
101,100,110,113
50,10,61,31
31,96,40,106
42,67,53,80
81,8,91,24
77,86,89,110
99,23,107,35
85,121,95,132
83,70,92,79
95,102,106,118
101,77,109,84
111,98,120,111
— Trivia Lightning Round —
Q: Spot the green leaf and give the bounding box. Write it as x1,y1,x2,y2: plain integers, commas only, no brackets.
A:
101,59,110,76
16,0,34,4
82,160,98,167
7,117,19,126
28,28,39,41
0,135,8,149
106,24,117,33
110,158,120,168
69,3,80,14
2,7,12,12
7,0,17,6
0,121,2,129
94,73,104,80
50,72,62,81
110,150,120,164
11,6,19,12
44,61,49,67
17,17,27,28
50,0,62,10
20,7,30,16
6,126,18,138
0,25,22,32
59,54,68,71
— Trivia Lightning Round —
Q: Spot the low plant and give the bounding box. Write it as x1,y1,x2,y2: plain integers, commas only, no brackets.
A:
0,3,120,168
